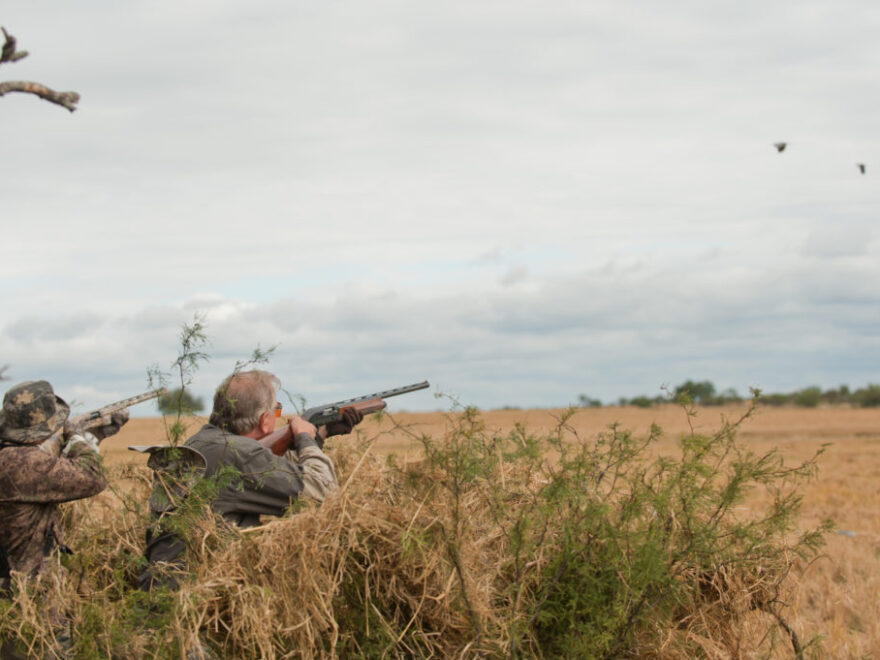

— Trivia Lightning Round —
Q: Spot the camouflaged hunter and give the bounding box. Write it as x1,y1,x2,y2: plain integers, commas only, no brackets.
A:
0,380,127,591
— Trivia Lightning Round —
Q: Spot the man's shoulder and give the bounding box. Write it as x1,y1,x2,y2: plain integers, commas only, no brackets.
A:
184,423,222,447
186,424,249,447
0,443,50,467
0,443,56,486
184,424,262,464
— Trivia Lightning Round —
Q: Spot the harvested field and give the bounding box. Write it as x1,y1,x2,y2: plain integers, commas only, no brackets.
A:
96,404,880,657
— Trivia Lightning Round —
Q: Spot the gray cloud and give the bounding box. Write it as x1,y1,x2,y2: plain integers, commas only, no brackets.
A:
500,266,529,287
802,226,872,258
2,246,877,412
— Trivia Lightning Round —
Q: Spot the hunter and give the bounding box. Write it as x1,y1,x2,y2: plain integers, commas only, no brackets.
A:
0,380,127,590
0,380,127,655
139,370,361,588
187,369,361,525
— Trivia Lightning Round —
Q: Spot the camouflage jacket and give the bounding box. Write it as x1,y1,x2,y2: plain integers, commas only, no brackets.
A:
184,424,339,528
0,440,106,584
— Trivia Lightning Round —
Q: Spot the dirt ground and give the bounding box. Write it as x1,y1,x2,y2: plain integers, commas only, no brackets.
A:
102,404,880,657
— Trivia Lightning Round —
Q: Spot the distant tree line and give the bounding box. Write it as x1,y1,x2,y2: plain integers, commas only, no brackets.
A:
578,380,880,409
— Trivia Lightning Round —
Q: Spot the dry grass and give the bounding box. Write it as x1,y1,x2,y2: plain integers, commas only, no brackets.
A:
10,404,877,658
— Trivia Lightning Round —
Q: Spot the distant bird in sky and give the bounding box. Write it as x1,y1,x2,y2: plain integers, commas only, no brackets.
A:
857,163,866,175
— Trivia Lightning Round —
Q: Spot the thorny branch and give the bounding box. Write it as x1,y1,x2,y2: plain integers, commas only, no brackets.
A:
0,27,79,112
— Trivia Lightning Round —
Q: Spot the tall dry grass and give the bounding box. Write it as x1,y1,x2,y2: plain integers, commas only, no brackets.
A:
0,401,843,658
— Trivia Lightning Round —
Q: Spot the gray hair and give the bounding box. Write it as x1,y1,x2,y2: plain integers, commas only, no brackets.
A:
209,370,280,435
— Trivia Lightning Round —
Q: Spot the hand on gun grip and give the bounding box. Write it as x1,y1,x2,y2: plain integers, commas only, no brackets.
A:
325,407,364,438
289,415,317,438
92,410,130,440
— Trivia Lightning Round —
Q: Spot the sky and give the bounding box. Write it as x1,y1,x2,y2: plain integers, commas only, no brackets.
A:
1,0,878,415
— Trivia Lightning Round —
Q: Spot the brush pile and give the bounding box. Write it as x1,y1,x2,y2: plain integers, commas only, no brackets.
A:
0,403,829,658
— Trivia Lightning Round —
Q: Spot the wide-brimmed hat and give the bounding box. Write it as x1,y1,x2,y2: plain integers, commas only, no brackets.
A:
129,445,207,514
0,380,71,445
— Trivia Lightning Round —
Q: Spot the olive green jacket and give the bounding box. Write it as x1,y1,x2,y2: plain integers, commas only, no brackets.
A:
184,424,338,528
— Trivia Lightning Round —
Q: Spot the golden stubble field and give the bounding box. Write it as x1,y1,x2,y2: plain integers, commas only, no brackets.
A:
103,405,880,657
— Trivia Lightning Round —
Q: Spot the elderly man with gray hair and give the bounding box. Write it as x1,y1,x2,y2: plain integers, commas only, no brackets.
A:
183,369,360,527
139,370,363,592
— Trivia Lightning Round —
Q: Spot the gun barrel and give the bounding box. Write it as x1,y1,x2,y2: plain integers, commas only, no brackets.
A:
82,388,169,423
331,381,430,408
301,381,430,426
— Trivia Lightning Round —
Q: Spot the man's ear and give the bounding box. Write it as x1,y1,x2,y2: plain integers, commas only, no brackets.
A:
259,412,274,436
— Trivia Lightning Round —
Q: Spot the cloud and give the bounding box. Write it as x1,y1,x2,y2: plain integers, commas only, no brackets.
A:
802,226,872,258
2,244,878,412
500,265,529,287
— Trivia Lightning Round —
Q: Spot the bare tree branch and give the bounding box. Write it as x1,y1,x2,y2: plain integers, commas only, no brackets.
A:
0,80,79,111
1,26,79,112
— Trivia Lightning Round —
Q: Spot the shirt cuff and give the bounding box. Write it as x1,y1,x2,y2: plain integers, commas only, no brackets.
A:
62,432,100,457
292,432,319,453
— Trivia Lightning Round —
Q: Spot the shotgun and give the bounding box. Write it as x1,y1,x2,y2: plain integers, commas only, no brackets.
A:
68,388,169,431
38,388,169,458
302,381,429,426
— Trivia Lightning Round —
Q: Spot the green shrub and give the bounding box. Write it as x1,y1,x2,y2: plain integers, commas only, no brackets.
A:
577,394,603,408
379,397,830,658
673,379,717,404
793,386,822,408
854,384,880,408
821,386,851,405
759,392,790,407
156,388,205,415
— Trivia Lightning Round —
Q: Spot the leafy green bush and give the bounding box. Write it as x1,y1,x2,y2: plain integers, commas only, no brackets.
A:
577,394,603,408
367,397,831,658
759,392,790,407
821,386,850,405
854,384,880,408
793,386,822,408
156,388,205,415
673,379,717,404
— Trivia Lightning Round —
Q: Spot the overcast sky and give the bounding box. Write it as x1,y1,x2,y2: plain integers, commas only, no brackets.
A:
1,0,878,414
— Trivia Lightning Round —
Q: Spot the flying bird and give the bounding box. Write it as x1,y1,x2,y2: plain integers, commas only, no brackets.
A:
857,163,866,175
774,142,787,153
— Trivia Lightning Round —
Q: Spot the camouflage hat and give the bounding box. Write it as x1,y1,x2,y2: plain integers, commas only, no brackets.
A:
129,445,207,514
0,380,71,445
